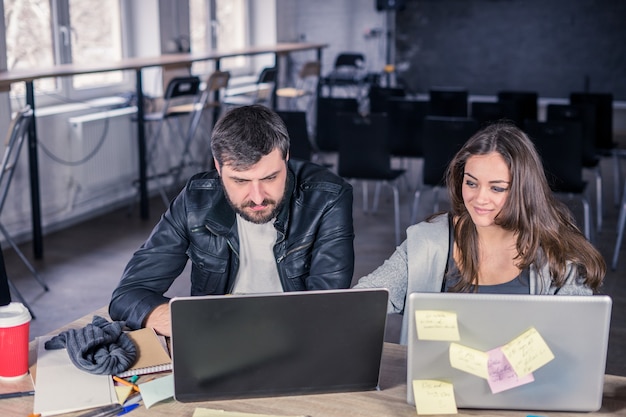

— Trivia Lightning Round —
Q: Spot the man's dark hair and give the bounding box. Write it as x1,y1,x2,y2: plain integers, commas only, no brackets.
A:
210,105,290,170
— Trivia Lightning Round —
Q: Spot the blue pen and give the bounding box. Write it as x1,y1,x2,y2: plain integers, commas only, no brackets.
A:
117,403,140,415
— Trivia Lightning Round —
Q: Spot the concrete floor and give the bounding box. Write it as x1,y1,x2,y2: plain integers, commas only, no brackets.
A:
5,153,626,376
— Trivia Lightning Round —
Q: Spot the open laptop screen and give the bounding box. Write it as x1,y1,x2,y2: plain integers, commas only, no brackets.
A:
170,288,389,402
406,293,612,412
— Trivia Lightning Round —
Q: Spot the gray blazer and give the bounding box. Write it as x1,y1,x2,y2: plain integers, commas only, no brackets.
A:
354,213,592,344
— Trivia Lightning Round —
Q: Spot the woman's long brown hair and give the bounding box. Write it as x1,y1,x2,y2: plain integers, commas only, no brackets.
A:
444,122,605,292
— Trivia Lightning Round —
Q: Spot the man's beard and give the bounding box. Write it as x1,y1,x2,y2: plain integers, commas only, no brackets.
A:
222,181,288,224
235,197,283,224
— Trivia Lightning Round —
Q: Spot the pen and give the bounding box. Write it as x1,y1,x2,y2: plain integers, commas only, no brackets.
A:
76,403,123,417
123,391,142,407
112,376,141,392
117,403,140,415
0,390,35,399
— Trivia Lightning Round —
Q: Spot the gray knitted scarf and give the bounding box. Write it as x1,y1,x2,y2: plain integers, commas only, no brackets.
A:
44,315,137,375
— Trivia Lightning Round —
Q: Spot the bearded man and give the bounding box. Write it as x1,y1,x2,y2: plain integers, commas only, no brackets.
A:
109,105,354,336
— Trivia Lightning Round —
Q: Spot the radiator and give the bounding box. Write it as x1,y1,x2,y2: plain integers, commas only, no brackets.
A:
67,106,138,201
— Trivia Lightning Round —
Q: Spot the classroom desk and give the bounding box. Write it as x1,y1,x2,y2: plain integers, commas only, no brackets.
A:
1,308,625,417
0,42,327,259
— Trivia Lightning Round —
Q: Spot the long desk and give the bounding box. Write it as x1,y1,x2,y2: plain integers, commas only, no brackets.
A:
0,42,327,259
1,308,625,416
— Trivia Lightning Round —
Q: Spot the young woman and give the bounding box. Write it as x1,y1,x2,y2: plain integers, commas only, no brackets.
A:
354,121,606,343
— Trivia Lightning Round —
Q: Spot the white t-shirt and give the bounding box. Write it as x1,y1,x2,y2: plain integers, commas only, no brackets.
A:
231,214,283,294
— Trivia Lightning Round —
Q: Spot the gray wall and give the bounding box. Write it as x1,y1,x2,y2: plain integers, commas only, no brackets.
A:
395,0,626,99
277,0,387,76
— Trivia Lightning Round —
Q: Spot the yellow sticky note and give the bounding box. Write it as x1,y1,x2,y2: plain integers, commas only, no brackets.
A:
501,327,555,377
449,342,489,379
114,385,134,404
412,379,458,415
414,310,460,341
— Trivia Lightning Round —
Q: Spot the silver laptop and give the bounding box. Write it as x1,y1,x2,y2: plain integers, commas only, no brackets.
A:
406,292,612,412
169,288,389,402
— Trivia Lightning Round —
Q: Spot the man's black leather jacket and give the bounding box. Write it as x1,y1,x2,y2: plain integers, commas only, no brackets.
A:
109,160,355,329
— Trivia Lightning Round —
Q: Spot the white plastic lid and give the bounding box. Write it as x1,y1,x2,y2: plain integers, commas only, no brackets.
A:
0,302,31,327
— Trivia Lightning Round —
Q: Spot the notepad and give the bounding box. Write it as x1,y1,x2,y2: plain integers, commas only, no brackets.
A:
116,328,172,377
33,335,117,416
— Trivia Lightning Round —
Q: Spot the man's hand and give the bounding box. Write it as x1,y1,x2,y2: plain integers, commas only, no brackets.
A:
144,304,171,336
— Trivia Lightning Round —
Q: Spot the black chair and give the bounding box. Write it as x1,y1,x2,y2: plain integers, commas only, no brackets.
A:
470,101,507,127
223,66,278,108
547,103,603,231
167,70,231,182
570,92,614,153
322,52,367,98
524,120,592,241
612,177,626,270
387,98,429,159
497,91,538,127
142,75,203,206
276,60,321,111
315,97,359,152
337,113,405,245
569,92,621,206
325,52,366,85
368,86,406,114
428,87,468,117
410,116,479,224
386,98,429,190
334,52,365,67
276,110,312,161
0,106,48,318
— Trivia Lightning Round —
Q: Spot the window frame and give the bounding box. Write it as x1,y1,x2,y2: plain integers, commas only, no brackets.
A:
4,0,135,109
189,0,256,79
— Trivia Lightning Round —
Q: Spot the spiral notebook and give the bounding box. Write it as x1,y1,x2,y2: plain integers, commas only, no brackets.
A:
117,327,172,377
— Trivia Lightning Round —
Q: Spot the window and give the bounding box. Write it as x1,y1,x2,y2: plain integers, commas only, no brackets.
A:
3,0,131,103
189,0,249,76
4,0,56,95
68,0,124,89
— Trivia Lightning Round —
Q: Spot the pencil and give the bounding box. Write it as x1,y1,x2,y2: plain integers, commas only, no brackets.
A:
0,390,35,399
112,375,141,392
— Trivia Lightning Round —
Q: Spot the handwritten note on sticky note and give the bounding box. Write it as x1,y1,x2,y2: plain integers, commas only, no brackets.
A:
449,342,489,379
501,327,555,377
412,379,458,415
487,347,534,393
415,310,460,341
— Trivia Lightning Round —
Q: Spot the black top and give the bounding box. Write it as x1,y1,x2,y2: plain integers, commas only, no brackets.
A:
442,216,530,294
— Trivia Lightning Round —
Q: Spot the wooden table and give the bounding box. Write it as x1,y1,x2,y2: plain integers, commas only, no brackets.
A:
1,308,626,416
0,42,327,259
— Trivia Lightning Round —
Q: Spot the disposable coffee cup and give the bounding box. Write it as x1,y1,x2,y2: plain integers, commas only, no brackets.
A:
0,302,31,379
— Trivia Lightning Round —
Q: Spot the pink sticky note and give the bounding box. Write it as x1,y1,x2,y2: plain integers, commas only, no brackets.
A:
487,347,534,394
